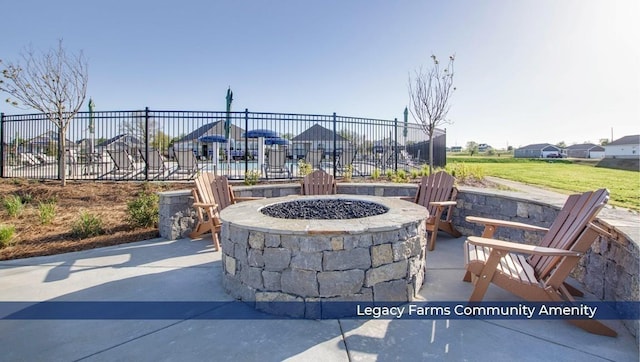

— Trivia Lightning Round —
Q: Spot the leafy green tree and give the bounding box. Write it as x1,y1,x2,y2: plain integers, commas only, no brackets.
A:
466,141,479,156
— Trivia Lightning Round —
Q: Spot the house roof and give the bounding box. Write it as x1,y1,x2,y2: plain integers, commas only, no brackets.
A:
178,121,244,142
291,124,348,142
28,130,73,145
97,134,143,147
608,135,640,146
566,143,605,151
516,143,559,151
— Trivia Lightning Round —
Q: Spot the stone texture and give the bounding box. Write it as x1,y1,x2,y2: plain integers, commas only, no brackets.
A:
262,271,282,291
224,254,236,276
392,236,422,261
281,269,319,297
373,279,409,302
323,248,371,271
290,252,323,271
371,244,393,267
247,249,264,267
248,231,265,250
317,269,365,297
255,292,305,318
263,248,291,272
365,260,408,287
240,266,264,290
265,233,281,248
343,234,373,249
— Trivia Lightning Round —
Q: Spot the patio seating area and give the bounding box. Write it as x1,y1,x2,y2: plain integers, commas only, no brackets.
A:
0,236,637,361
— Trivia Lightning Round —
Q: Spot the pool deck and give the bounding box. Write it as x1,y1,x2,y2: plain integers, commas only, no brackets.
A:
0,234,637,361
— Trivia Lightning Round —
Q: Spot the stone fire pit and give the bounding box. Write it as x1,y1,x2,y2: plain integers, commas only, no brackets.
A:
219,194,429,318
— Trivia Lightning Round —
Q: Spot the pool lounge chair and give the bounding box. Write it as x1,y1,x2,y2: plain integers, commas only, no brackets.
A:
263,148,291,179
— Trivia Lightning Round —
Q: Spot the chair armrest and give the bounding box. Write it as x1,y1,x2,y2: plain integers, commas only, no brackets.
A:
466,216,548,233
430,201,457,207
193,202,218,209
234,196,266,202
467,236,582,257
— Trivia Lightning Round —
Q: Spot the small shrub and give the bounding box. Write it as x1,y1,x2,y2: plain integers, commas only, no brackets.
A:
343,164,353,182
298,160,312,177
0,225,16,248
3,195,24,218
410,170,420,179
420,164,430,176
371,168,381,181
127,192,159,228
244,170,260,186
446,162,485,182
385,169,394,181
38,202,57,225
72,211,105,238
394,170,408,183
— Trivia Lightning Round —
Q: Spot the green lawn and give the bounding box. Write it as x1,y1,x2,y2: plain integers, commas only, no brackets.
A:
447,156,640,211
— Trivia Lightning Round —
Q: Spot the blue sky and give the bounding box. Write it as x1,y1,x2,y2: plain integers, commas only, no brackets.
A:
1,0,638,149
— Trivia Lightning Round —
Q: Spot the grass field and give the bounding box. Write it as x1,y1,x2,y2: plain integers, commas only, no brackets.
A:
447,156,640,211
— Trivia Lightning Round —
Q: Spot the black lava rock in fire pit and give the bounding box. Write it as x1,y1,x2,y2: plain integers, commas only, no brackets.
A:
260,199,389,220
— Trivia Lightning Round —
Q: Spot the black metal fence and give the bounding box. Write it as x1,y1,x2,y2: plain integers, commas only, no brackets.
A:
1,109,447,181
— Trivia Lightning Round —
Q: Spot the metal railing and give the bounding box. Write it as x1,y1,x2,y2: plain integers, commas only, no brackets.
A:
1,109,447,181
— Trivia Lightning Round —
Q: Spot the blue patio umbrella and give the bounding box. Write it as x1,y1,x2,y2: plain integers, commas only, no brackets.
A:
265,137,289,146
242,129,280,139
199,135,227,143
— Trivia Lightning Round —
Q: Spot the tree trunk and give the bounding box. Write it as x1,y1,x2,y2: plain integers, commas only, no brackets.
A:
428,132,434,175
58,127,67,186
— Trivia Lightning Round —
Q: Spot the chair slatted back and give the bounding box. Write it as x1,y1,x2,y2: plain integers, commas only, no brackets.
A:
193,172,216,207
266,149,287,171
302,170,337,195
210,176,235,211
108,149,133,170
530,189,609,282
174,149,198,171
414,171,456,216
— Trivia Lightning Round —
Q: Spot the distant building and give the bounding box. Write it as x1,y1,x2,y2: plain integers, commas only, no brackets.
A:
604,135,640,159
565,143,605,159
478,143,492,152
514,143,561,158
449,146,462,152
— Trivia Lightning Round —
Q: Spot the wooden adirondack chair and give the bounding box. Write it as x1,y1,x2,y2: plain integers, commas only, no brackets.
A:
463,188,617,336
190,173,263,250
405,171,461,251
301,169,337,195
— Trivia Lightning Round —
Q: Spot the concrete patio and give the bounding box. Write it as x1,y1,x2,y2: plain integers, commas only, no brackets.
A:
0,234,637,361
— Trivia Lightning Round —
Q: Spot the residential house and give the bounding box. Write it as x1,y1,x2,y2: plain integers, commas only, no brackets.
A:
514,143,562,158
604,135,640,159
565,143,605,159
27,130,76,155
171,121,245,159
291,124,350,159
97,134,144,159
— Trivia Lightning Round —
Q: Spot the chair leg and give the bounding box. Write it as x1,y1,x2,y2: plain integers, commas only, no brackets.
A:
212,231,221,251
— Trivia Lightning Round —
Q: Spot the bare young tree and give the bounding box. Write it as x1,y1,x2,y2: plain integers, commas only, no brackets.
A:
0,40,88,186
408,54,456,173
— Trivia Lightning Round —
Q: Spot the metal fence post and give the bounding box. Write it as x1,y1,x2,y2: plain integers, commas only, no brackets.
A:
0,113,4,178
332,112,337,179
144,107,150,181
394,118,398,172
245,108,249,177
